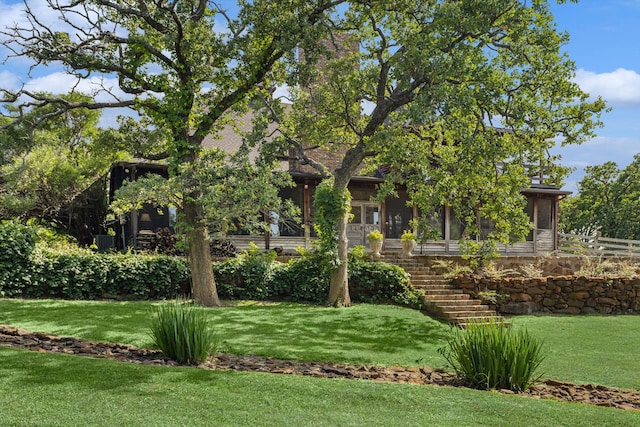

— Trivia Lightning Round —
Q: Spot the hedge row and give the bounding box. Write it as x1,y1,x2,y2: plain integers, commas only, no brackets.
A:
214,246,424,307
2,249,191,300
0,222,422,306
0,221,190,299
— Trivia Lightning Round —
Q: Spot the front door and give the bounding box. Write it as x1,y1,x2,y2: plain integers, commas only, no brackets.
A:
347,202,381,247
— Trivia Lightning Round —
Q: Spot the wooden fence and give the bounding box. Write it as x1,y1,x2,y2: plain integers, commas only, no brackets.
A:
559,232,640,257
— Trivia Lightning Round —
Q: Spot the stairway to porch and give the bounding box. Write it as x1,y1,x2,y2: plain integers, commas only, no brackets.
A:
382,255,507,327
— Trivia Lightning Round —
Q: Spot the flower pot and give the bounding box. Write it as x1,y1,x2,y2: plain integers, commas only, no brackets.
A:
401,239,415,257
369,238,383,258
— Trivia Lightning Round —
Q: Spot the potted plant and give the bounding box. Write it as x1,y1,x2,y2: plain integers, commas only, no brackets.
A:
368,229,384,258
401,230,416,257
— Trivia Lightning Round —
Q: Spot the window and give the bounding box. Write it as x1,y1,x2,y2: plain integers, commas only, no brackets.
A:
385,190,413,238
537,198,553,230
524,198,534,241
449,208,465,240
278,185,305,237
417,207,444,240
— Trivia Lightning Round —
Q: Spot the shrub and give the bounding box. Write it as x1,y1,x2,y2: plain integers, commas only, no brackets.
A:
438,320,545,392
213,243,278,300
149,300,217,364
0,221,37,297
348,250,423,307
1,242,190,300
269,251,332,304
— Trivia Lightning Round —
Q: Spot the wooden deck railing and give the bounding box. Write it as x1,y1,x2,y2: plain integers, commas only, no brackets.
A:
559,232,640,257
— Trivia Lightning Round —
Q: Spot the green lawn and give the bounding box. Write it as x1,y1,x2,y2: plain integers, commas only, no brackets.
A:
0,299,639,425
511,315,640,390
1,347,638,427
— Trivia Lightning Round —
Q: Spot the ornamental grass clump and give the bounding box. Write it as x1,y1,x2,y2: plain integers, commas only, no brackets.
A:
149,300,217,365
438,319,545,392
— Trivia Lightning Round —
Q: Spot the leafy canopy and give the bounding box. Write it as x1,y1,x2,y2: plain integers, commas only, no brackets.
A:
561,154,640,239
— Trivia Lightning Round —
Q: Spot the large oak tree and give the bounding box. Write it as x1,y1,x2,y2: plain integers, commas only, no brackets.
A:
1,0,606,308
258,0,606,306
0,0,342,306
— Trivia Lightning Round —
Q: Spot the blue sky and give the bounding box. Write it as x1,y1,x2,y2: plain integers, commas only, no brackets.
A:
1,0,639,193
548,0,640,192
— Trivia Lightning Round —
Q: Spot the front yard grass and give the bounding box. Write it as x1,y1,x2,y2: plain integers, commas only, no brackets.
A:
1,346,639,427
1,299,640,425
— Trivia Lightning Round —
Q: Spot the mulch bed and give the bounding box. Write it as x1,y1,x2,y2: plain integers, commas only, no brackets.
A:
1,324,638,411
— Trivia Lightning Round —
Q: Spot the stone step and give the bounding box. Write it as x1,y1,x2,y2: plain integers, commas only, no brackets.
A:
423,292,470,300
413,283,459,290
409,275,447,280
411,280,451,287
456,317,511,328
383,257,505,328
425,298,481,306
439,309,496,319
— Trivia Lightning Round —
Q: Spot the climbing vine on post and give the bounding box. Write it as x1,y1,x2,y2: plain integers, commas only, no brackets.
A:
313,179,352,261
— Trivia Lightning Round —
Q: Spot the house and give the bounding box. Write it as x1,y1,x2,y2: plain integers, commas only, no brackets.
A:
107,113,570,256
107,34,570,255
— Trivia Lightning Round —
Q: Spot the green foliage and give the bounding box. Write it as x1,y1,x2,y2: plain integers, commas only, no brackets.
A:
348,250,423,308
519,263,544,278
0,93,129,221
459,239,500,270
480,262,520,278
270,252,333,304
442,263,473,279
213,247,422,307
368,230,383,241
477,290,510,306
439,320,545,392
313,179,351,256
560,154,640,239
401,230,415,241
0,221,37,296
0,237,190,300
576,256,640,278
213,243,278,300
149,300,217,364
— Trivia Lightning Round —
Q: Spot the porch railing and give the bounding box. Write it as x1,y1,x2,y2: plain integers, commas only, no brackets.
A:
559,232,640,257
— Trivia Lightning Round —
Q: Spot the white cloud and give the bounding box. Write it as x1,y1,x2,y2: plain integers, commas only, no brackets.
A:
575,68,640,106
24,72,128,102
0,70,20,90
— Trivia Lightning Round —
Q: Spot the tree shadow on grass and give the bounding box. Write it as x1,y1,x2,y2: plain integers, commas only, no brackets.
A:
0,300,156,347
210,304,452,366
0,299,453,367
0,346,222,392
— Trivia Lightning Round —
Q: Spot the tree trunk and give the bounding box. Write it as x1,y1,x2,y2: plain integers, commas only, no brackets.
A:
328,208,351,307
184,199,221,307
326,147,369,307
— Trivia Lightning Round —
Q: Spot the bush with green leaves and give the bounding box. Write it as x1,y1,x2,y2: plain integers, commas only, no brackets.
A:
0,221,37,297
213,246,422,307
348,246,423,308
213,243,278,300
269,250,333,304
2,245,190,300
438,320,545,392
149,300,217,364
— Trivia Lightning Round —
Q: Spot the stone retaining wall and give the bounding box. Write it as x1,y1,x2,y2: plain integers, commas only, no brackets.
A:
452,275,640,315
